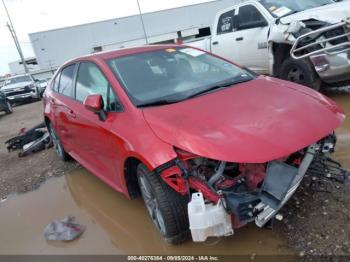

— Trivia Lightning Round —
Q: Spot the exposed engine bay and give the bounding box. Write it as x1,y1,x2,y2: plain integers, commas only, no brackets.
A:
157,134,346,242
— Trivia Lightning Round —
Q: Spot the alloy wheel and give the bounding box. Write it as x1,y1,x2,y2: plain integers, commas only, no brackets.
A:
138,173,166,235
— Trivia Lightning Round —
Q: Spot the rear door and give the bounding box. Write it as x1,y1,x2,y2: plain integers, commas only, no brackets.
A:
54,64,78,153
233,4,270,73
211,8,239,63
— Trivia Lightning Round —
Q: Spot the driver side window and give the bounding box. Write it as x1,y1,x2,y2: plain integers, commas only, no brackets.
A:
238,5,267,30
75,62,120,112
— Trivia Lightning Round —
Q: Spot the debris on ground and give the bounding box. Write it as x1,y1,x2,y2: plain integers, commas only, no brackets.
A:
44,216,86,241
275,153,350,256
5,122,52,157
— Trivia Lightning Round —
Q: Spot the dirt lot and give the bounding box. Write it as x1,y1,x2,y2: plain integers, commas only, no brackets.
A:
0,101,78,201
0,96,349,256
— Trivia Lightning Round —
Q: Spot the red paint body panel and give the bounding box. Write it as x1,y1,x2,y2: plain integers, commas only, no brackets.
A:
43,44,345,198
143,76,345,163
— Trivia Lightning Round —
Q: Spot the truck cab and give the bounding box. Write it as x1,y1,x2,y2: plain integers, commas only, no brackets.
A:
189,0,350,90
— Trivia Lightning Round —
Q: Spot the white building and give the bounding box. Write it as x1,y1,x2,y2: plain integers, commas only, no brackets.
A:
8,57,40,75
29,0,236,70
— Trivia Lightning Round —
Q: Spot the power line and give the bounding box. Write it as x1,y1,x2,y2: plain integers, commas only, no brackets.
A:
136,0,148,44
1,0,29,73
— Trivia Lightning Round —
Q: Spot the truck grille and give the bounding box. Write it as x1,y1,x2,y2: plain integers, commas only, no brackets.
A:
3,87,32,97
325,27,348,45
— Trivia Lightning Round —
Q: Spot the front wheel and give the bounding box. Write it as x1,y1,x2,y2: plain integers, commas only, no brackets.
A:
137,164,189,245
4,101,13,114
279,57,321,91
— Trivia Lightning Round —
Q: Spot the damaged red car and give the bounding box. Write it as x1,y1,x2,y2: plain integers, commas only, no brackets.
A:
43,45,345,244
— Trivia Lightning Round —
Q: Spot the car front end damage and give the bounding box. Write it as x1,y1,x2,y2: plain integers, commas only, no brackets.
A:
155,135,338,242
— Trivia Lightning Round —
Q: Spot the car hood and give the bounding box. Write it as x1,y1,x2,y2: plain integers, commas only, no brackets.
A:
280,2,350,24
1,81,33,91
142,76,345,163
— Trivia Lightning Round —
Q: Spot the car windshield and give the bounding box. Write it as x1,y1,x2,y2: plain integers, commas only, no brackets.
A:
4,75,32,86
260,0,334,18
108,47,254,107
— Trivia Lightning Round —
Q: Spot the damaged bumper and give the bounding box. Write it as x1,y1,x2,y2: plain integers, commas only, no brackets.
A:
183,137,337,242
254,145,315,227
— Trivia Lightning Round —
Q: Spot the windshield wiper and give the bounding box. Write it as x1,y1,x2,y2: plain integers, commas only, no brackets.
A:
186,78,252,100
276,10,300,24
137,99,180,108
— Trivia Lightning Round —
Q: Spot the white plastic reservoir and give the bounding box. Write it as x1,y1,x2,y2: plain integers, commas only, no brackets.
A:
188,192,233,242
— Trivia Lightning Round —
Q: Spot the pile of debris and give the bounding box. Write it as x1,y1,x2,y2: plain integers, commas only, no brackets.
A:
5,122,52,157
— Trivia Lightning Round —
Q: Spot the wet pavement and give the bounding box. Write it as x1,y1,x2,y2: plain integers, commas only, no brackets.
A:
0,94,349,255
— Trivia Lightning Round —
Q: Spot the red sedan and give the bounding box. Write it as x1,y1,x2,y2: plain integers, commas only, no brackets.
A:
43,45,344,244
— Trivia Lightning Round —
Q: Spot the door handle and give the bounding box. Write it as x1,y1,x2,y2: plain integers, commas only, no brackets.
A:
68,110,76,119
212,41,219,45
236,37,244,41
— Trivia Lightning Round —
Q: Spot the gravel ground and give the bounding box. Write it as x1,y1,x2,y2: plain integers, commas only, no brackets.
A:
275,173,350,256
0,101,77,202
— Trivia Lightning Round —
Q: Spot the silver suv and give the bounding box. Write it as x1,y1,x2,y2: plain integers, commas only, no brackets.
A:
1,74,42,104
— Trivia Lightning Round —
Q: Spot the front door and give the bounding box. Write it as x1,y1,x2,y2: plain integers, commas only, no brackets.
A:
68,61,123,188
233,4,270,74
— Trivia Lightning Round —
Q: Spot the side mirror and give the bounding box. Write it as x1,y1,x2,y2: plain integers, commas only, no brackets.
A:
84,94,107,121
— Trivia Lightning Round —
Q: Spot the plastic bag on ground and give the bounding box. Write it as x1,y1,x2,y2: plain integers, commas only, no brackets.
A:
44,216,86,241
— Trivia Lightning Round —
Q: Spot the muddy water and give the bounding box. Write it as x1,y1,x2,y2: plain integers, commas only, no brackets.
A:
332,95,350,169
0,95,349,255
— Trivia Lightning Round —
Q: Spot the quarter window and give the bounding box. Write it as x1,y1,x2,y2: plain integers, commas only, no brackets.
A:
52,73,60,92
75,62,119,112
217,10,235,34
58,64,76,97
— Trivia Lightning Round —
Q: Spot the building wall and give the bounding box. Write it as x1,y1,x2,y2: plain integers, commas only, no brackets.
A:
8,57,40,75
29,0,237,70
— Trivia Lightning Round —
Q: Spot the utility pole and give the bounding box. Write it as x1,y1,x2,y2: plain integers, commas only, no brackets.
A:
136,0,149,44
2,0,29,73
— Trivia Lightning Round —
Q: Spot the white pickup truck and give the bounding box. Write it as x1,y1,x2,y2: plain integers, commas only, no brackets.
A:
188,0,350,90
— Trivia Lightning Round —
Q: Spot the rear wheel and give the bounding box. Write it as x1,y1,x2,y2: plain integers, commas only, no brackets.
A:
48,123,70,161
137,164,189,245
279,57,321,90
4,101,13,114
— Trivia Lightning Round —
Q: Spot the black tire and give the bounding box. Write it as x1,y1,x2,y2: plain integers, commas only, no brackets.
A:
137,164,189,245
48,123,70,161
279,57,321,90
4,100,13,114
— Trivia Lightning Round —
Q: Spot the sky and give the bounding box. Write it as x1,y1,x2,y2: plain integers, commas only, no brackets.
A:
0,0,213,75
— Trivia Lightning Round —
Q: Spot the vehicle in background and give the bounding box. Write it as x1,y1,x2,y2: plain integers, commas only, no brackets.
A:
43,45,344,245
0,90,13,115
1,74,42,104
187,0,350,90
37,79,50,97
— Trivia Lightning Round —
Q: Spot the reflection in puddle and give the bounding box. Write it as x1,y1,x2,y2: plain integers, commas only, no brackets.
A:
65,168,289,255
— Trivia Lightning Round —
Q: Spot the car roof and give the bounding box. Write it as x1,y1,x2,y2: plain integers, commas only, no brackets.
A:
70,44,186,63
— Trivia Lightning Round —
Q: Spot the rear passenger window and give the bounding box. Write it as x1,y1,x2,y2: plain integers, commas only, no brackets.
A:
58,64,76,97
75,62,120,112
217,10,235,34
